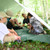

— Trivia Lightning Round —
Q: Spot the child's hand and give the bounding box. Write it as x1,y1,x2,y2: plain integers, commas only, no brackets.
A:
28,23,30,26
8,33,12,36
19,22,21,24
27,26,31,30
15,36,21,40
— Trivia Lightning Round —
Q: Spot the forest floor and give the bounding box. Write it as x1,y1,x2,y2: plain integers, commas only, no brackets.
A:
0,40,50,50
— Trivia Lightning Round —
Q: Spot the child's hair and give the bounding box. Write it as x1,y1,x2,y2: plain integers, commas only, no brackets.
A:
0,15,7,21
0,17,2,21
22,13,25,16
27,13,33,17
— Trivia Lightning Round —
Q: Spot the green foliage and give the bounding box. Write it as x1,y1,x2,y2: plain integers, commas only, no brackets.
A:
0,40,50,50
22,47,26,50
0,40,2,43
43,27,50,34
19,0,23,4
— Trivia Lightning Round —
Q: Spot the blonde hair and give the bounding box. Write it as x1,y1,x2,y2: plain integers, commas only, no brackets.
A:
0,15,8,21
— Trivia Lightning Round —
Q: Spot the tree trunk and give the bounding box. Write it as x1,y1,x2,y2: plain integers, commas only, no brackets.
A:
40,0,44,20
34,0,38,13
42,0,46,21
46,0,48,23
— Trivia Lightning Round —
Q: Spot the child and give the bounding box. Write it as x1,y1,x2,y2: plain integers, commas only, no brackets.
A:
0,15,21,43
22,13,30,27
27,13,44,34
6,10,22,30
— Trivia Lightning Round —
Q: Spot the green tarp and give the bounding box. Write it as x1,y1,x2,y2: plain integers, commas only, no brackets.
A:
0,0,22,15
15,27,50,44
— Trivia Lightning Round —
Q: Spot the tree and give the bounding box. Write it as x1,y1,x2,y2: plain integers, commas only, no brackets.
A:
34,0,38,13
46,0,49,23
42,0,46,20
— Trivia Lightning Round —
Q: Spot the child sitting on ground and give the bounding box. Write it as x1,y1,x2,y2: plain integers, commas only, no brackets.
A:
22,13,30,27
6,10,22,30
27,13,45,34
0,15,21,43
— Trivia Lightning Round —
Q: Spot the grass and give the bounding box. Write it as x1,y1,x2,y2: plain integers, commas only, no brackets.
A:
0,40,50,50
